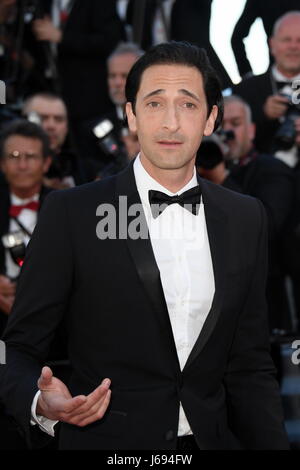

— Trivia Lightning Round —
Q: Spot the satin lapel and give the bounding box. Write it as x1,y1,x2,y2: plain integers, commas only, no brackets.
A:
115,163,180,368
184,178,229,370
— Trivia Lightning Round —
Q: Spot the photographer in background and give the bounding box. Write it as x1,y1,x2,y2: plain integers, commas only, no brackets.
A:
197,95,294,334
22,92,86,188
0,120,52,335
0,120,70,449
84,42,143,180
231,0,300,79
0,119,52,450
233,11,300,158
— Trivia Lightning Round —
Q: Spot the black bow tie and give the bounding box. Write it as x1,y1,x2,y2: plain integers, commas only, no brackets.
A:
148,186,201,218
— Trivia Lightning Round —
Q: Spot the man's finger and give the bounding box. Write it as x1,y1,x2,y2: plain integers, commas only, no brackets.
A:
62,385,111,420
63,379,111,422
87,379,111,400
272,94,289,103
59,395,88,415
38,366,53,388
62,379,111,417
70,390,112,427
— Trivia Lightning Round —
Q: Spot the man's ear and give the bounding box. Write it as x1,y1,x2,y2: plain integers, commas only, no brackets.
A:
249,122,256,142
126,102,137,133
204,105,218,137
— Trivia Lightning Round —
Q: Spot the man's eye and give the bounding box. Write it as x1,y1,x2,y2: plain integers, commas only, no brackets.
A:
184,102,196,109
147,102,160,108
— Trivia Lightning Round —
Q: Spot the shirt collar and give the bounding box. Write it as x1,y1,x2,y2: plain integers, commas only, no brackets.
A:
116,105,124,120
10,193,39,205
272,65,300,82
133,154,198,207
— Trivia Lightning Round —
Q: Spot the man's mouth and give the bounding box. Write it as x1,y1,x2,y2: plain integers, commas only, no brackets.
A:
286,54,300,59
157,140,183,147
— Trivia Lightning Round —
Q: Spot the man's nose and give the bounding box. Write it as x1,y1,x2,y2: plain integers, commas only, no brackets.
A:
114,76,125,88
162,105,180,132
17,156,30,169
44,117,56,130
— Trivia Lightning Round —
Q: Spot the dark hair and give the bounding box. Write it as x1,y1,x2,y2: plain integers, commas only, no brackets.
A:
22,92,67,116
0,119,51,159
125,41,224,131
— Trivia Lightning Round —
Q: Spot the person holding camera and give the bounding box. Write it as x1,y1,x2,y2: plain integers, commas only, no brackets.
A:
197,95,294,334
22,92,86,189
0,120,72,449
83,42,143,180
0,120,52,335
233,11,300,158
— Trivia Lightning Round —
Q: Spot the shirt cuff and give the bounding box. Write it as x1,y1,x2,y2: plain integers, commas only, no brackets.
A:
30,390,58,437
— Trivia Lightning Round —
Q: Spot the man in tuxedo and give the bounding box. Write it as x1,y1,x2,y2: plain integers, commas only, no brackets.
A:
0,119,52,335
0,42,289,450
0,119,70,449
197,95,294,333
22,92,86,188
233,11,300,155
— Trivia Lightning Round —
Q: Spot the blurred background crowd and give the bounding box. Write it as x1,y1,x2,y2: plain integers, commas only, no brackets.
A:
1,0,300,450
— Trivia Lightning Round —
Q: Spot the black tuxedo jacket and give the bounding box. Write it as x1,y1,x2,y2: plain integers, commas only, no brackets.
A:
0,162,289,449
233,70,281,153
56,0,125,120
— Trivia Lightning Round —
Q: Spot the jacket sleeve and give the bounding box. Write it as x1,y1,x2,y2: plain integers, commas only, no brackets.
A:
0,190,74,447
223,199,290,449
58,0,125,57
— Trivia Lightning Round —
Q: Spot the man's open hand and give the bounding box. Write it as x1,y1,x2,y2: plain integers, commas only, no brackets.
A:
37,366,111,427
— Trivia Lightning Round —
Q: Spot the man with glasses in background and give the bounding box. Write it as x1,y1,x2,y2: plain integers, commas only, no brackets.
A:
0,120,52,334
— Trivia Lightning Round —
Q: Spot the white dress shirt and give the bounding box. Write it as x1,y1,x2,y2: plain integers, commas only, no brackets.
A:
272,65,300,86
32,155,215,438
134,156,215,435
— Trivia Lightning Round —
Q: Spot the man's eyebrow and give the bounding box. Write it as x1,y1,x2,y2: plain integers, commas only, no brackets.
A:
143,89,164,100
179,89,200,102
39,113,66,119
142,88,200,102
